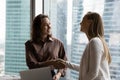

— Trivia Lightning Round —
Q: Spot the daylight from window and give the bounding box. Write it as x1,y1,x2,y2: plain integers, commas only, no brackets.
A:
0,0,120,80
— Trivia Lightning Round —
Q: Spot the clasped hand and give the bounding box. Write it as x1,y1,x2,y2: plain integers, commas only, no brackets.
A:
50,59,66,69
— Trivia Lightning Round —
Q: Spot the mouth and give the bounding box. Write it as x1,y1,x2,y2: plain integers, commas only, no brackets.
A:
48,30,51,33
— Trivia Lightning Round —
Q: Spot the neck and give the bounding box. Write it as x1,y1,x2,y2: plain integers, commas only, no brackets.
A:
85,33,91,41
40,34,48,42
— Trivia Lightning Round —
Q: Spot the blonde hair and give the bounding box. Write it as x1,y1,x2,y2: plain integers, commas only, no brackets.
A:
85,12,111,64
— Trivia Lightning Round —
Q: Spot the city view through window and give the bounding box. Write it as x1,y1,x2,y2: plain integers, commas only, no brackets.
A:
0,0,120,80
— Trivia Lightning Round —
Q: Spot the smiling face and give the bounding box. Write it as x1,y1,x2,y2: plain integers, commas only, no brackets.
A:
40,17,51,36
80,16,89,33
80,15,91,33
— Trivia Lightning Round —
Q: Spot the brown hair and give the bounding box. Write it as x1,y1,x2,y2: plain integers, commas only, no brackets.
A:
31,14,49,43
86,12,111,64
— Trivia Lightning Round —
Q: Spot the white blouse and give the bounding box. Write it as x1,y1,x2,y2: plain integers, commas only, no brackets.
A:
66,37,111,80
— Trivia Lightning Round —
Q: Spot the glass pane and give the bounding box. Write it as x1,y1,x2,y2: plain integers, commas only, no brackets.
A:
5,0,30,76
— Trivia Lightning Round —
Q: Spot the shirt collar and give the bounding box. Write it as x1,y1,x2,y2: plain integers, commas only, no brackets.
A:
48,36,54,41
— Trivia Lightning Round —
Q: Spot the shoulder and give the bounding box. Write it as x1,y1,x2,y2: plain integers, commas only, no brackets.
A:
89,37,103,49
25,40,33,46
52,37,63,44
90,37,102,45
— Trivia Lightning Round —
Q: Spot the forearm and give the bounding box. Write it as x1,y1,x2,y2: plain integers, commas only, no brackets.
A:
65,61,80,71
27,61,53,69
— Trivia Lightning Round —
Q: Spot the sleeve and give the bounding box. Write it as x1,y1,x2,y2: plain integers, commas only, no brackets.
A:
84,39,103,80
57,42,67,77
65,61,80,71
25,41,51,69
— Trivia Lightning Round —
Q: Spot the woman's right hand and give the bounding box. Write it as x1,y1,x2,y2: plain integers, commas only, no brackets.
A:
54,59,66,69
49,59,66,69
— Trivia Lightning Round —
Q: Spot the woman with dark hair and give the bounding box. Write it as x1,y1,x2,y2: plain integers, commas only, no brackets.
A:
57,12,111,80
25,14,67,80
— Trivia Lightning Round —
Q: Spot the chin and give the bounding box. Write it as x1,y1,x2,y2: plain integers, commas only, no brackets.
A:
48,32,51,35
48,32,51,34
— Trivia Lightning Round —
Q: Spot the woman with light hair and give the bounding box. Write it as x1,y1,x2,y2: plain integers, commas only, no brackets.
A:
57,12,111,80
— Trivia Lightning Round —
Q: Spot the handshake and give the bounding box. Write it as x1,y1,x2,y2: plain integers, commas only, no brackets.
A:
49,59,67,69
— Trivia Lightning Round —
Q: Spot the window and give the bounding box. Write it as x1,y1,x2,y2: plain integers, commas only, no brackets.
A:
40,0,120,80
0,0,120,80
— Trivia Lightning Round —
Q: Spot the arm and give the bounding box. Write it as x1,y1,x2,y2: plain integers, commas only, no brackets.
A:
53,42,67,80
84,39,103,80
55,59,80,71
57,43,67,77
65,61,80,71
